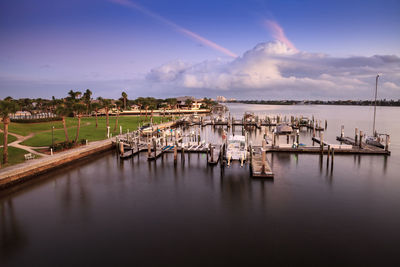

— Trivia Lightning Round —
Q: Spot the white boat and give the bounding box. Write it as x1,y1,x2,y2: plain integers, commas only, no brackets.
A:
226,135,247,166
365,136,384,149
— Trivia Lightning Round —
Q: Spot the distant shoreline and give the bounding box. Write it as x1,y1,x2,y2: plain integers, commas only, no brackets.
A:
225,100,400,107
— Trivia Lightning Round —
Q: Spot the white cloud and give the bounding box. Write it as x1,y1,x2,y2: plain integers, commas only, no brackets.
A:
146,41,400,99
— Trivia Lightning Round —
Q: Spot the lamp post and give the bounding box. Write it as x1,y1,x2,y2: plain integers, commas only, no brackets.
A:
372,74,379,136
52,126,54,148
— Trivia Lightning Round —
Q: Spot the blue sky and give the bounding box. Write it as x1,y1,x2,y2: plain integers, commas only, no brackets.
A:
1,0,399,99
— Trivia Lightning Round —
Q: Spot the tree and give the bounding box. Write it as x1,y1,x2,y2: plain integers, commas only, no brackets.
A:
67,90,82,103
114,100,123,131
98,97,111,128
0,100,19,165
91,102,101,128
185,98,193,109
56,104,71,142
83,89,92,114
121,92,128,110
73,103,86,143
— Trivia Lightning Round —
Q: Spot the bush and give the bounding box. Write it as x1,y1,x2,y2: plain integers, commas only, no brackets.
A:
11,117,62,123
50,139,86,151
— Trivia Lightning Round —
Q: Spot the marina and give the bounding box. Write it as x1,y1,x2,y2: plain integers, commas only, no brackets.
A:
112,107,391,179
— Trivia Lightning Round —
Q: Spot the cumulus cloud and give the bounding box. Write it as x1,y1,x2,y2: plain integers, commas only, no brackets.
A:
146,41,400,99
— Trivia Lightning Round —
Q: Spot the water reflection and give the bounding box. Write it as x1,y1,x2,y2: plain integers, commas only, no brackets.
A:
0,199,27,261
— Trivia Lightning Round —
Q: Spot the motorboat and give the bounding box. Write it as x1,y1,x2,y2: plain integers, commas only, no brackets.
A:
365,135,385,149
226,135,247,166
244,112,256,123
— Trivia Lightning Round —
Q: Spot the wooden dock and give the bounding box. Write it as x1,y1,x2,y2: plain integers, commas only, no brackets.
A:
250,148,274,178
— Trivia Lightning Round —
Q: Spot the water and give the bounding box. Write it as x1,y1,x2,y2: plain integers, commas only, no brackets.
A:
1,104,400,266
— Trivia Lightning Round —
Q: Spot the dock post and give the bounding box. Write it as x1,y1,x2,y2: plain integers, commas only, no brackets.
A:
174,143,177,164
385,135,390,151
210,145,214,162
331,148,334,168
261,149,266,174
355,128,358,144
119,142,124,155
341,125,344,139
296,130,299,145
147,143,151,157
273,133,276,147
120,125,122,135
320,132,324,153
359,131,363,148
327,145,331,160
181,146,185,162
286,134,289,144
262,139,266,150
325,120,327,129
313,123,316,138
153,139,157,158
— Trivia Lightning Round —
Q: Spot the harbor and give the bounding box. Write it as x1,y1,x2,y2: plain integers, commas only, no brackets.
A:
113,108,391,179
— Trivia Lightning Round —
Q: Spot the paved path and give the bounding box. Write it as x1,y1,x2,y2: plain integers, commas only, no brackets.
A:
0,121,92,157
0,130,48,157
0,138,114,186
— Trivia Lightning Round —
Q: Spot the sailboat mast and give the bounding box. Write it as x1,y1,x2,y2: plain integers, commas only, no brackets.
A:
372,74,379,136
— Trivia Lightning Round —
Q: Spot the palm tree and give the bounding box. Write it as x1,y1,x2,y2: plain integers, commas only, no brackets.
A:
121,92,128,110
98,97,111,128
114,100,123,131
0,100,19,165
185,98,193,109
83,89,92,115
73,103,86,143
91,102,101,128
56,104,71,142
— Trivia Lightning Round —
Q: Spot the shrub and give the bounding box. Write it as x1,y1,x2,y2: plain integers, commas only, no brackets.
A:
11,117,62,123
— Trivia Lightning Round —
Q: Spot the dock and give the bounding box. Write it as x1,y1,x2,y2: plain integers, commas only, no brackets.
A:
250,148,274,178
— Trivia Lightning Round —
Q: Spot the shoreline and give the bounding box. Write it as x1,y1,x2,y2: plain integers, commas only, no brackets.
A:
0,139,113,190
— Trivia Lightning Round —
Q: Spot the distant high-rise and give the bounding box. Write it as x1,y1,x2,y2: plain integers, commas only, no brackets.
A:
216,96,227,102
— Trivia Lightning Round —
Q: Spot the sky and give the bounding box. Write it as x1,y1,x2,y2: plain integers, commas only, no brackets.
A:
0,0,399,100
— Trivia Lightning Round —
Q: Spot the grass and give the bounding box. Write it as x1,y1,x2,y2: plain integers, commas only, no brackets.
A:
0,133,17,145
0,146,30,167
20,116,172,147
9,119,65,136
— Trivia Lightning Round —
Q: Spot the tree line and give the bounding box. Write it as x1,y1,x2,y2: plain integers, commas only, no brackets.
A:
0,90,216,166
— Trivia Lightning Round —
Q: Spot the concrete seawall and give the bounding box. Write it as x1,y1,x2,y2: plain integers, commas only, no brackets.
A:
0,139,114,190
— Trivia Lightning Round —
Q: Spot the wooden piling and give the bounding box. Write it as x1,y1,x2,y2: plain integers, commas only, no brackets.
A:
261,149,266,174
262,139,266,150
385,135,390,151
355,128,358,144
359,131,363,148
341,125,344,138
320,132,324,153
147,143,151,157
174,143,177,163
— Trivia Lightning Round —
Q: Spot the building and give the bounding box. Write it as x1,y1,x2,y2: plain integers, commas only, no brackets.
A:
176,96,205,110
216,96,227,102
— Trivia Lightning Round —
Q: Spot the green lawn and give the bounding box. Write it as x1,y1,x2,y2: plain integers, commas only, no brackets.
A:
0,146,30,167
0,133,17,145
9,119,66,136
21,116,172,147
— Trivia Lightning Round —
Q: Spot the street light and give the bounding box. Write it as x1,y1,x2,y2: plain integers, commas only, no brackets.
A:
372,74,379,136
52,126,54,148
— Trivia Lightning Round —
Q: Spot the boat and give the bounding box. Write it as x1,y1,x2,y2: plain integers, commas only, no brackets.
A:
244,112,256,123
275,123,293,135
140,123,153,134
365,136,384,149
226,135,247,166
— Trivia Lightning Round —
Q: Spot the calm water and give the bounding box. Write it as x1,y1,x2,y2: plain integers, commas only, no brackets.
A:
1,104,400,266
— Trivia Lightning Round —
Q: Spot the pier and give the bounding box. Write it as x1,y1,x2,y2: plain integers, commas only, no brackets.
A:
113,112,391,180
